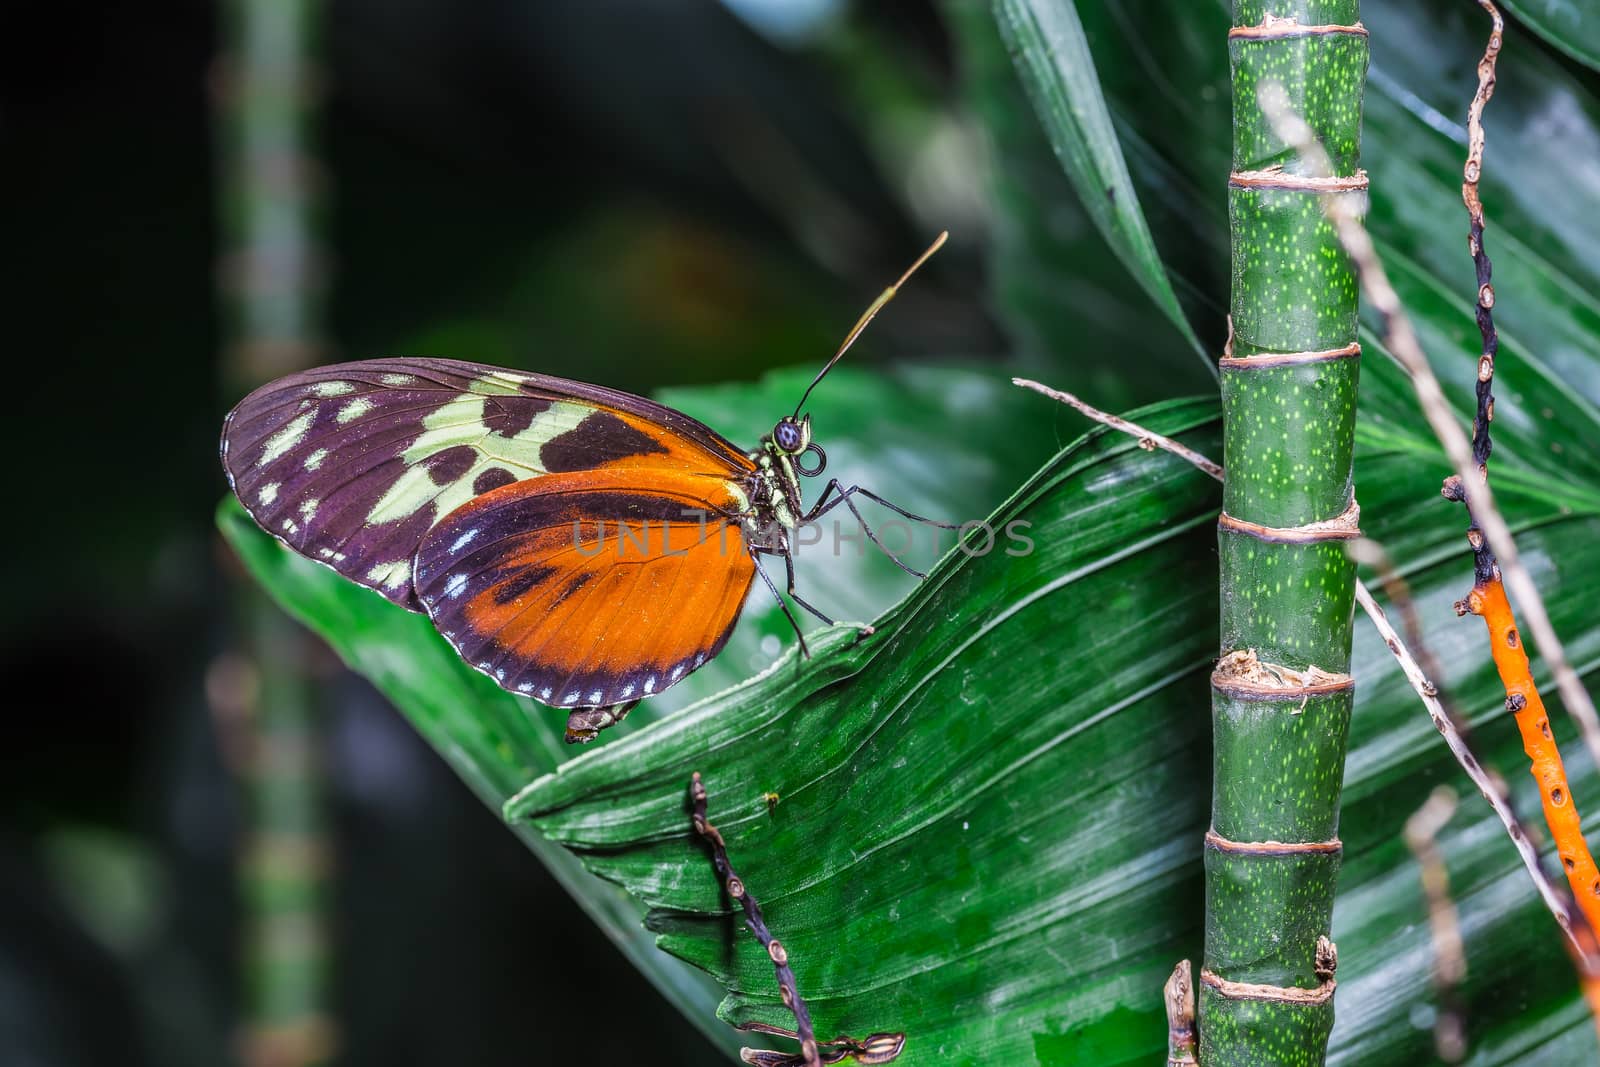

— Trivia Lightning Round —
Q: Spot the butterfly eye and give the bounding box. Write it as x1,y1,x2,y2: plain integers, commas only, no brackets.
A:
773,418,803,453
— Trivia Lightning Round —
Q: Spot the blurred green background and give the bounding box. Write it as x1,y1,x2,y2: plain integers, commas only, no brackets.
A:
4,2,1215,1064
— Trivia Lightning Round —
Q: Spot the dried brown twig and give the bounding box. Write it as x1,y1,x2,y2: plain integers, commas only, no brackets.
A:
690,773,905,1067
1405,787,1468,1063
1164,960,1198,1066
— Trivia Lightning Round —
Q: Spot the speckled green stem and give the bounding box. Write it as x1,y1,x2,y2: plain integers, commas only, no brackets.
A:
219,0,335,1061
1200,3,1367,1065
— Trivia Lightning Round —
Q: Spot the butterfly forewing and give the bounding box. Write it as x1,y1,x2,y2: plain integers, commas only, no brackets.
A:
414,470,757,706
220,357,754,610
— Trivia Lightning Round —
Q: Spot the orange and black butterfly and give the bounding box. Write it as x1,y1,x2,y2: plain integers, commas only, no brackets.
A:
221,234,952,741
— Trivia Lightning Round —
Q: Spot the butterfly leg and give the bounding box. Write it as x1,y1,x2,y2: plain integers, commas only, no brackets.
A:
802,481,957,579
805,480,959,531
565,699,640,744
776,548,836,627
751,551,814,660
755,548,877,644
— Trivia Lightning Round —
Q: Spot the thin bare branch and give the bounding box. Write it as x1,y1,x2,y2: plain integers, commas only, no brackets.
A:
1012,379,1224,479
1405,787,1468,1063
1255,77,1600,779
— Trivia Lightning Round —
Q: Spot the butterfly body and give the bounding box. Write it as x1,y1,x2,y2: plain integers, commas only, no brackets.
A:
221,235,950,742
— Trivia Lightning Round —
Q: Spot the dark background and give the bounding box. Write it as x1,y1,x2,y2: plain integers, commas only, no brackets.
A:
2,1,1210,1064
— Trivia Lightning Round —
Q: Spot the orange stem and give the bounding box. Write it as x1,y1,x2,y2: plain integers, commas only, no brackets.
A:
1586,974,1600,1041
1467,577,1600,935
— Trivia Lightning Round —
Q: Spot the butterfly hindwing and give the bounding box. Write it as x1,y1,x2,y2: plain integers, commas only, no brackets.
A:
413,469,757,707
220,358,754,610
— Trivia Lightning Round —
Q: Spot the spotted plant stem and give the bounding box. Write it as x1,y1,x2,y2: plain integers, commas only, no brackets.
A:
689,776,905,1066
1460,0,1502,589
1462,580,1600,936
215,0,335,1063
1193,4,1369,1063
690,773,823,1067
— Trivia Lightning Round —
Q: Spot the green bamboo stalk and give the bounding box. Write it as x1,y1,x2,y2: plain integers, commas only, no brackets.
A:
215,0,334,1063
1198,3,1367,1064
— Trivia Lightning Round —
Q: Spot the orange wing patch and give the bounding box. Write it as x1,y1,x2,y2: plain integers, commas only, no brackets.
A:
413,469,756,707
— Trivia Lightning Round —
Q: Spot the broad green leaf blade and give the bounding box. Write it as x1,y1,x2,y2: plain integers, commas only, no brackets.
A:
506,397,1600,1065
992,0,1212,373
217,361,1065,1055
1502,0,1600,73
217,495,743,1057
509,399,1225,1065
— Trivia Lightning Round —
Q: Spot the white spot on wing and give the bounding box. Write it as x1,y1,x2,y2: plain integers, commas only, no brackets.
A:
444,573,469,599
518,682,533,693
260,412,313,464
304,448,328,471
496,669,506,682
312,381,355,397
540,688,552,701
469,372,527,396
336,397,374,423
380,373,416,385
258,482,280,505
450,529,480,553
670,664,684,681
563,691,579,705
366,559,411,590
281,518,299,534
620,683,634,699
299,499,319,520
588,690,602,704
644,676,656,694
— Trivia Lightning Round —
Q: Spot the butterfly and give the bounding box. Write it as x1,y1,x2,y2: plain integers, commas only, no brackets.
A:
221,234,951,742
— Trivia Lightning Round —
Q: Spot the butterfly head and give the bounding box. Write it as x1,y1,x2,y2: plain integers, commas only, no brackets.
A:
772,414,811,454
767,414,826,478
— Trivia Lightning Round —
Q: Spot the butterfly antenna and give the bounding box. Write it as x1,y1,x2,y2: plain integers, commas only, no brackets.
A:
793,230,949,417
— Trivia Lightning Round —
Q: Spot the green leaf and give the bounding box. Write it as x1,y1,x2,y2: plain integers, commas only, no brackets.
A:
508,398,1226,1064
991,0,1213,373
1502,0,1600,73
504,387,1600,1064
